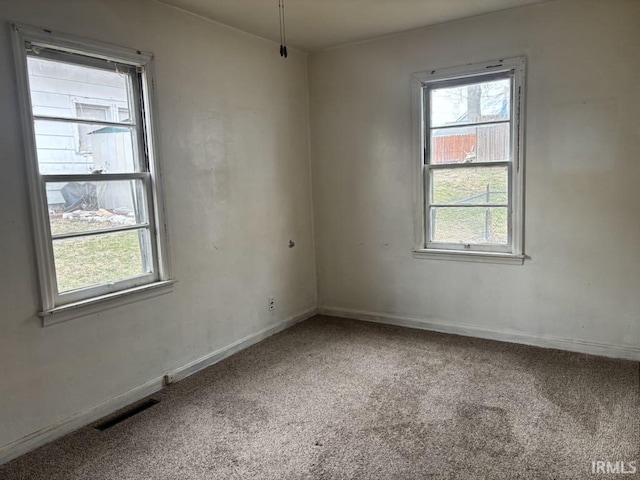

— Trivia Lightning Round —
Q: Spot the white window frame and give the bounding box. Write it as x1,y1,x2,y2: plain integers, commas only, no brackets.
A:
411,57,526,265
12,24,173,325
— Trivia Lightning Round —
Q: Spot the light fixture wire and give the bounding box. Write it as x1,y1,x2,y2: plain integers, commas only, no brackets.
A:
278,0,287,58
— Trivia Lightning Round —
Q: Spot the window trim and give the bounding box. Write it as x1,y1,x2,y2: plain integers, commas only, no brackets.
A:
11,23,173,321
411,57,526,263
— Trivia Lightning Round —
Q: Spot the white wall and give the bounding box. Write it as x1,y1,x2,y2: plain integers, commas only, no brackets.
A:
2,0,639,460
0,0,316,450
309,0,640,351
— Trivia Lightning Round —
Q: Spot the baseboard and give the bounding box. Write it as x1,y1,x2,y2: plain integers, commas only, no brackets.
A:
319,306,640,361
0,376,165,466
164,307,318,384
0,307,318,466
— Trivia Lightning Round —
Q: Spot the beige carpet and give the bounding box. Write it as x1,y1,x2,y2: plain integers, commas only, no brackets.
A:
1,315,639,479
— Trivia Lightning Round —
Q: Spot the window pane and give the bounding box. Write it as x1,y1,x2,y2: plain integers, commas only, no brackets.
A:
429,123,510,164
76,104,109,153
53,229,152,293
431,166,508,205
26,56,134,124
34,119,139,174
431,207,508,245
430,78,510,128
75,103,109,123
118,108,131,122
47,180,148,235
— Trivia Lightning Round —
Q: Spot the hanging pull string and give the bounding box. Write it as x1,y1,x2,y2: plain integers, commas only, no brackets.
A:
278,0,283,56
282,0,287,57
278,0,288,58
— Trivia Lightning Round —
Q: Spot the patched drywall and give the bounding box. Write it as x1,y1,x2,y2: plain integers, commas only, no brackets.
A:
0,0,316,449
309,0,640,350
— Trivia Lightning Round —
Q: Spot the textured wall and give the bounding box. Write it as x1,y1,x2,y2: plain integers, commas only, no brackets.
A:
0,0,316,448
309,0,640,348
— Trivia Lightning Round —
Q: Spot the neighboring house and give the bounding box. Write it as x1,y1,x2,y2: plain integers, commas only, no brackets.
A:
28,56,134,210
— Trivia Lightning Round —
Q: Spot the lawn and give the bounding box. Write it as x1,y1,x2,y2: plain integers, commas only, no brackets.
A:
430,167,509,244
50,217,144,292
48,166,508,292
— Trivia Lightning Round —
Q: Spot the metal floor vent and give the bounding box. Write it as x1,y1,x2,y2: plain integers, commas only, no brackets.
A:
94,399,160,431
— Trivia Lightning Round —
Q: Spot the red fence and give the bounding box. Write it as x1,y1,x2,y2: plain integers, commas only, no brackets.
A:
431,127,509,164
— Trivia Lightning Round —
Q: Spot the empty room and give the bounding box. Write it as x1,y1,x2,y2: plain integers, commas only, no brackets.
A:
0,0,638,478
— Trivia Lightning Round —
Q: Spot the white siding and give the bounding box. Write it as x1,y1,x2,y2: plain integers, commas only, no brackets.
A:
28,58,133,208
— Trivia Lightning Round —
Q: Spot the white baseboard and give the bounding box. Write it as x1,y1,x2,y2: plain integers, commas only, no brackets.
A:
319,306,640,361
0,376,165,467
164,307,318,384
0,307,318,466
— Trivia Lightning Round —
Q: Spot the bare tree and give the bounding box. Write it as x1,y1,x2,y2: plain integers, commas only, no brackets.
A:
467,84,482,123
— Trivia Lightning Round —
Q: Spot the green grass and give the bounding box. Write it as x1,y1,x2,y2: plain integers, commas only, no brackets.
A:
431,167,508,244
48,165,508,292
51,218,144,292
432,207,507,244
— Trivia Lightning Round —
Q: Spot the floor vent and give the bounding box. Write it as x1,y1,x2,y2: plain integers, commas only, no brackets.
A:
94,399,160,431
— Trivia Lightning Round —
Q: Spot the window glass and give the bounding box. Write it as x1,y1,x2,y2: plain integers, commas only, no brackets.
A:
431,167,508,206
53,229,151,293
21,40,162,306
430,123,510,164
423,71,518,251
47,179,148,235
33,119,139,174
76,103,108,153
431,207,508,245
27,56,132,120
430,78,510,128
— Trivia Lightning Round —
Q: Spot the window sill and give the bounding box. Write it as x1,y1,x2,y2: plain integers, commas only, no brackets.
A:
412,249,525,265
38,280,176,327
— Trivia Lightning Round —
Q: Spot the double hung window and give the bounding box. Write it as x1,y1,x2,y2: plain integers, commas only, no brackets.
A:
412,57,526,263
12,24,171,320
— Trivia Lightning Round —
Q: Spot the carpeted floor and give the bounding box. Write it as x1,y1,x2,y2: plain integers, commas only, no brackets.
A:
1,315,639,479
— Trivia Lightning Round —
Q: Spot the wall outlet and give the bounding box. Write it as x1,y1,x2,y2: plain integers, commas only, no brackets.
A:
164,372,176,385
268,296,275,311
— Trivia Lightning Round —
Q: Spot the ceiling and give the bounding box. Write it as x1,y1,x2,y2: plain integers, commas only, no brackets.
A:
157,0,550,52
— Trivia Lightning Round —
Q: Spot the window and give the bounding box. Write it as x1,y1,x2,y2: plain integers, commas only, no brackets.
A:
12,24,172,321
75,103,109,154
412,58,526,264
118,108,131,123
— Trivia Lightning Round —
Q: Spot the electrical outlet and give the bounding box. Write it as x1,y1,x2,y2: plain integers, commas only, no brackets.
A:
268,296,275,311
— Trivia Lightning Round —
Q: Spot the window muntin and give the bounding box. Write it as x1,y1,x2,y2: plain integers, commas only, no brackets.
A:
13,25,169,311
414,58,525,258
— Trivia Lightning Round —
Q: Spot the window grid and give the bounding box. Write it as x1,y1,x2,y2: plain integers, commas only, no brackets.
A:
412,58,525,259
12,23,170,313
